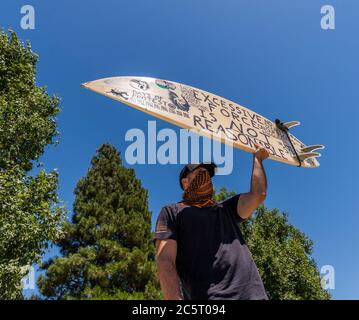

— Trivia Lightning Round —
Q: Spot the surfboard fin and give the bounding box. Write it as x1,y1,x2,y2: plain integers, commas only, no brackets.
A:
300,145,325,153
298,151,321,161
283,121,300,129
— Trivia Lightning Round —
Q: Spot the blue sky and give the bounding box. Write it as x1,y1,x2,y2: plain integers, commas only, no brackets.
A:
1,0,358,299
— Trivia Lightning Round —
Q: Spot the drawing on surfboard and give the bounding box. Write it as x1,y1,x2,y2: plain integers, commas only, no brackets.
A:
81,76,324,168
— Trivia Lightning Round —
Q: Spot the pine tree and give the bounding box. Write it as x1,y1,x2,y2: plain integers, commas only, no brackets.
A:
215,187,330,300
38,144,161,299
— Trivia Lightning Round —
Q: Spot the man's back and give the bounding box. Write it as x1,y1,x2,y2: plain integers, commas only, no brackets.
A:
154,194,268,300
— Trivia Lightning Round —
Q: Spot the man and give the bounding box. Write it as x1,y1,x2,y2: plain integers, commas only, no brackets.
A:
153,144,269,300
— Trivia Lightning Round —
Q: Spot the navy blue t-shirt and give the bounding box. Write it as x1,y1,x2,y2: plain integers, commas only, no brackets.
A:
153,194,268,300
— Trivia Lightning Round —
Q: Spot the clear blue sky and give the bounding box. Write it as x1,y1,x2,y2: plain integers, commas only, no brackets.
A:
1,0,358,299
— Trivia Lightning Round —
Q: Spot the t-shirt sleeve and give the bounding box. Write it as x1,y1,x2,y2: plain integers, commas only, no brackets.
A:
220,194,244,223
153,205,178,244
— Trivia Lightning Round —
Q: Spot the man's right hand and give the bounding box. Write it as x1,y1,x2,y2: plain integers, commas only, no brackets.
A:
253,143,270,162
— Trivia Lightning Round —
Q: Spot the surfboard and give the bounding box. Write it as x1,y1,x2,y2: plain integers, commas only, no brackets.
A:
81,76,324,168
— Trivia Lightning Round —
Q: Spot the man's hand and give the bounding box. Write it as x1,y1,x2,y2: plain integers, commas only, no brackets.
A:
254,143,270,162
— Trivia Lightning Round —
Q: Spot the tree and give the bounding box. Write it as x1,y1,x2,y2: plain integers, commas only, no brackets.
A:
0,30,65,299
214,187,330,300
38,144,161,299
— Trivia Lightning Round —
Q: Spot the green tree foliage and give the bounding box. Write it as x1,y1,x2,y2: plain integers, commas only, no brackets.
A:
214,187,330,300
0,30,65,299
0,31,59,171
38,144,161,299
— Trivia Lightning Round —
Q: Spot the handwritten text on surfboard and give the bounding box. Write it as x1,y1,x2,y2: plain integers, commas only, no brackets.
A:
107,78,312,166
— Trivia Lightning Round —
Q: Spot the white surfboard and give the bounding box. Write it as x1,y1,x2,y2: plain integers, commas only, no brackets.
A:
82,76,324,168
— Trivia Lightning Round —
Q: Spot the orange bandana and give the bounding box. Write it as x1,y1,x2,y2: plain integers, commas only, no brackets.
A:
180,168,217,208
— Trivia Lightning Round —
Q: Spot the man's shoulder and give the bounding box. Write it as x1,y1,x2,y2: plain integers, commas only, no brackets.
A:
161,202,178,210
217,193,241,205
160,202,189,215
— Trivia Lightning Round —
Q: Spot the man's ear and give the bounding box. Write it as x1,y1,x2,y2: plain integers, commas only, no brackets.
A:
181,177,189,190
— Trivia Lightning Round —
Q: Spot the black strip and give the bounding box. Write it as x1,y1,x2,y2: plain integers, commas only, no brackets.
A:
275,119,302,167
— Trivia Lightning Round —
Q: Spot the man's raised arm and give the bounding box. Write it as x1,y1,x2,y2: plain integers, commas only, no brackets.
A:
237,144,269,220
